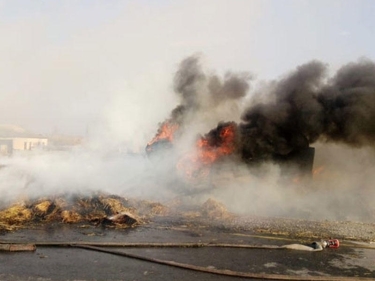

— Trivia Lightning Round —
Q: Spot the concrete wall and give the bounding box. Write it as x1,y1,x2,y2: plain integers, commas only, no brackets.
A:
0,139,13,155
12,137,48,150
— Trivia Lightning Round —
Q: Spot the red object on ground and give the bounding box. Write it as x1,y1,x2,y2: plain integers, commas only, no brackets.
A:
326,239,340,248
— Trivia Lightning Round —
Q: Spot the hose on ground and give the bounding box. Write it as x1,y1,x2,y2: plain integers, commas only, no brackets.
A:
1,240,374,249
1,240,374,280
72,244,374,281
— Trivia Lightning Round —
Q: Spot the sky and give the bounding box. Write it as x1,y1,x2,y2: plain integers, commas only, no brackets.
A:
0,0,374,148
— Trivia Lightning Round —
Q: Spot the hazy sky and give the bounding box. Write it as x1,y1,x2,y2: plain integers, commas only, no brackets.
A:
0,0,374,144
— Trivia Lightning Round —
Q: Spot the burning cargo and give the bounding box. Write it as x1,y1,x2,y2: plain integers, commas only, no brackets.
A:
146,119,316,183
146,55,375,185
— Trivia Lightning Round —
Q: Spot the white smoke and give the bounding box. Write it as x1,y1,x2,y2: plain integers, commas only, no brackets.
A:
198,143,375,222
2,56,375,224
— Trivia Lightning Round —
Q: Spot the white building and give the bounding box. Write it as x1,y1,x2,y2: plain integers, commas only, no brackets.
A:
0,125,48,155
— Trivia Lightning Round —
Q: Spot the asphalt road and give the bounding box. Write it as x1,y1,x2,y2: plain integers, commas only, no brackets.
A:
1,217,375,280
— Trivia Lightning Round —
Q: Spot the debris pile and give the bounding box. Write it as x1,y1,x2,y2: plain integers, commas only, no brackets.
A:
200,198,232,220
0,193,168,232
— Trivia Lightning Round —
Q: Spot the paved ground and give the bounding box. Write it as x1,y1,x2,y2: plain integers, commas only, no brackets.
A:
1,216,375,280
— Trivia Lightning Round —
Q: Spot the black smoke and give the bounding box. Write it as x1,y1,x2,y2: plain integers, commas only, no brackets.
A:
173,55,206,109
171,55,252,122
239,58,375,161
149,55,375,164
320,59,375,145
146,55,251,153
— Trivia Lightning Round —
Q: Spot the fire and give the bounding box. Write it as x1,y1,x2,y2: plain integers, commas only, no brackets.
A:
146,121,179,153
196,123,236,164
146,120,237,180
177,123,237,179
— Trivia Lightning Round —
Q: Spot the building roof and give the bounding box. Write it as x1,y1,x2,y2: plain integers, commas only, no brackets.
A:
0,124,47,139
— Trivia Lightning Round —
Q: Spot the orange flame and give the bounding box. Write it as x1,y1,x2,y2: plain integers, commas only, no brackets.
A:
177,123,236,179
196,124,236,164
146,121,179,152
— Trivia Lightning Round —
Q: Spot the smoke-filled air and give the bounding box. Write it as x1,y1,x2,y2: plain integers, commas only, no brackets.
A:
2,54,375,222
144,55,375,222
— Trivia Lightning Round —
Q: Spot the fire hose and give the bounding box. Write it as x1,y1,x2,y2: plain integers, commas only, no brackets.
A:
1,240,374,281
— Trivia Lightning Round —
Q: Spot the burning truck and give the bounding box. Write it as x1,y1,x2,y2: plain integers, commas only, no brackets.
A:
145,55,375,189
146,119,315,188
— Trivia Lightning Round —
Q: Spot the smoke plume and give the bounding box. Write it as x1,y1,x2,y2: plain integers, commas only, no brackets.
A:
171,55,252,125
238,59,375,162
146,55,251,152
144,56,375,222
164,56,375,163
2,55,375,223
